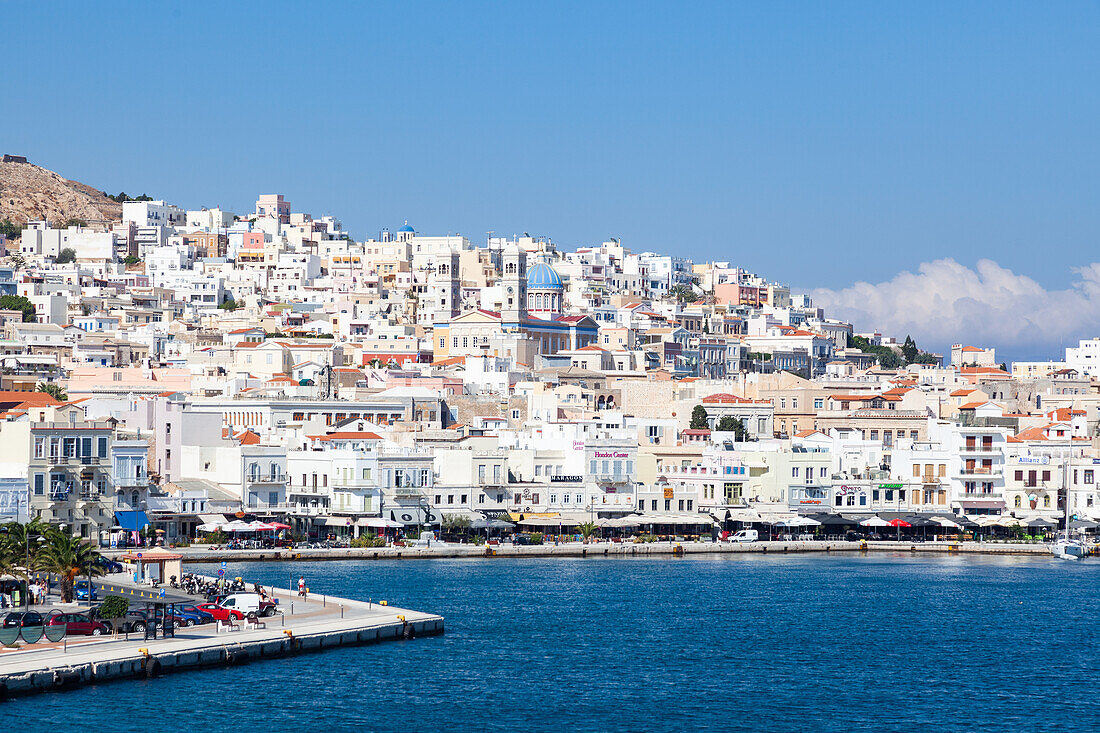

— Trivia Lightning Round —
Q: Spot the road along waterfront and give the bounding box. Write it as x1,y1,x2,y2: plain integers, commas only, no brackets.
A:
170,538,1051,563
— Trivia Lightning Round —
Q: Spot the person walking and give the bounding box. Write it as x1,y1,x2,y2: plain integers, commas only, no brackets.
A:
297,576,305,598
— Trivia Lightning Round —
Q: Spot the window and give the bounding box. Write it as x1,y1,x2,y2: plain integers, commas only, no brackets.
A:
550,494,557,504
98,437,108,457
814,399,823,409
1086,470,1095,485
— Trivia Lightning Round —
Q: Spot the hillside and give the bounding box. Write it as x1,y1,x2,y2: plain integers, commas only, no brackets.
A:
0,157,122,227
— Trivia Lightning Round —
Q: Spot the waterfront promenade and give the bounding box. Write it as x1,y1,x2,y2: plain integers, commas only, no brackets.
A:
170,539,1051,563
0,578,443,698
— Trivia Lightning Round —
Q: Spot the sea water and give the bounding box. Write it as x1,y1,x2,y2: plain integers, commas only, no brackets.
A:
15,554,1100,731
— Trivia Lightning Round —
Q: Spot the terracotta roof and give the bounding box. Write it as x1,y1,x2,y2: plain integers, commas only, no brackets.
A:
0,392,63,408
701,392,770,405
794,429,827,438
235,429,261,445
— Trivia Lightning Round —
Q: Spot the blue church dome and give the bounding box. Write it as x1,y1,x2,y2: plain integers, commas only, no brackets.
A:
398,221,415,233
527,262,564,289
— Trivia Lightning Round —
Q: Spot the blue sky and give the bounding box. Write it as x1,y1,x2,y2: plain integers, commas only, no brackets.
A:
3,2,1099,355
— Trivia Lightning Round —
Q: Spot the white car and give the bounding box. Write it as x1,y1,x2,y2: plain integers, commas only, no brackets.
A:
727,529,759,543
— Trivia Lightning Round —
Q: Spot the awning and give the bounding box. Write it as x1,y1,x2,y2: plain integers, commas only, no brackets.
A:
313,516,355,527
198,513,227,525
115,511,149,531
959,500,1006,509
389,506,441,525
355,517,404,528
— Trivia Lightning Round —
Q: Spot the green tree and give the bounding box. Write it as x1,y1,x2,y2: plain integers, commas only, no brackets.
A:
0,518,49,574
0,294,36,322
98,595,129,635
219,298,240,310
441,514,472,534
55,247,77,264
901,335,918,363
577,521,599,542
690,404,709,430
35,528,104,603
671,284,697,304
36,382,67,401
715,415,749,440
0,219,20,241
122,254,140,266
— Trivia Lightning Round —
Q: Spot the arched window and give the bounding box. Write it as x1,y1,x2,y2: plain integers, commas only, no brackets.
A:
1044,496,1051,508
1014,496,1022,508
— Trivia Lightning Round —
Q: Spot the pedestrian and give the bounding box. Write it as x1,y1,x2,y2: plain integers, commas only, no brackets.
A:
297,576,305,598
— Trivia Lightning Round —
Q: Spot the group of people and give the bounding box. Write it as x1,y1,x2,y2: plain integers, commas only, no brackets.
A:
0,578,47,608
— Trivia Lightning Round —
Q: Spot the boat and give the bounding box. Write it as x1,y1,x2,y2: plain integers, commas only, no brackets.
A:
1051,455,1090,561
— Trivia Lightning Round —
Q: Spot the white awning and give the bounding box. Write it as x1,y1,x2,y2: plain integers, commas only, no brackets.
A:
198,513,227,525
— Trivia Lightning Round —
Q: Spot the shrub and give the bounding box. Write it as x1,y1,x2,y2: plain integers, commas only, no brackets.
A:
350,535,386,548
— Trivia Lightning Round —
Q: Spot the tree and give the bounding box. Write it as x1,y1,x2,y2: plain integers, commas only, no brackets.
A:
0,294,36,322
671,284,697,304
690,404,709,430
715,415,749,441
55,247,77,264
441,514,471,535
901,335,918,363
35,528,103,603
98,595,129,636
0,219,20,241
219,298,241,311
36,382,67,401
0,518,49,575
577,521,599,543
122,254,140,266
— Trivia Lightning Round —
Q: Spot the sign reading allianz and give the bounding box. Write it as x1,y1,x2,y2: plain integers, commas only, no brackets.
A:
1017,456,1050,465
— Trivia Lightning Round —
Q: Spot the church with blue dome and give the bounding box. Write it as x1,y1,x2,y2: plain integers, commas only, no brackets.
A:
526,262,564,315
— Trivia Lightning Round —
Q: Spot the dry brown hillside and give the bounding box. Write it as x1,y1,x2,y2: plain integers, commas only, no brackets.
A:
0,158,122,226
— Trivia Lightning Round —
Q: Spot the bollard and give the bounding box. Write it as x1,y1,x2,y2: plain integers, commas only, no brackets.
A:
340,605,344,619
323,595,326,608
290,602,294,616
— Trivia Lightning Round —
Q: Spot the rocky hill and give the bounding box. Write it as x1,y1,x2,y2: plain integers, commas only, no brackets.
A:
0,157,122,227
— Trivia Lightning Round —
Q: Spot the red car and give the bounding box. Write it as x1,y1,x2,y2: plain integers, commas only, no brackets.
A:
48,612,109,636
195,602,245,621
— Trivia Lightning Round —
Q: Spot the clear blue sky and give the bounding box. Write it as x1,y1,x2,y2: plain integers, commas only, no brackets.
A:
3,1,1098,293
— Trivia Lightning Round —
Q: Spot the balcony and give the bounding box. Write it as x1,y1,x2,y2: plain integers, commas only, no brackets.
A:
959,467,997,476
960,444,997,454
247,475,289,486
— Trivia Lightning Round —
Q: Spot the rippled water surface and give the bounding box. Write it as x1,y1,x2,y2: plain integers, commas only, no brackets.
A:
12,554,1100,731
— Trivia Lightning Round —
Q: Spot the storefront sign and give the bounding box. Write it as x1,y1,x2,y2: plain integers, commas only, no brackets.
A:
1018,456,1050,465
663,487,674,499
878,483,903,489
550,475,584,483
593,451,629,459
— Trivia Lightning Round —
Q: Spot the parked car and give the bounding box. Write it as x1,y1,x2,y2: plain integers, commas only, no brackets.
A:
219,593,279,617
166,603,213,625
74,580,99,601
195,602,245,621
94,557,124,574
2,611,44,627
89,607,162,634
47,612,109,636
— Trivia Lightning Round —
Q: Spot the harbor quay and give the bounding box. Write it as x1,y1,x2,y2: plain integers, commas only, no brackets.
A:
172,539,1052,562
0,575,443,700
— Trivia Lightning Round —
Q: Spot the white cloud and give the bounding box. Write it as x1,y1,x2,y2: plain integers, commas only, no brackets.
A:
811,259,1100,355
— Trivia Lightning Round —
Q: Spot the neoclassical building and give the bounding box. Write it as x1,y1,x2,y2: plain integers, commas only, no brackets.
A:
433,247,597,362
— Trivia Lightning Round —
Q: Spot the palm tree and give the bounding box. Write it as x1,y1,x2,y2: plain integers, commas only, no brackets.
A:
36,382,67,401
35,528,103,602
0,518,49,570
578,521,599,543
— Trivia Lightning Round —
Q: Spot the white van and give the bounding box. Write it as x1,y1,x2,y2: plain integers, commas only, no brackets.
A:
728,529,759,543
219,593,271,616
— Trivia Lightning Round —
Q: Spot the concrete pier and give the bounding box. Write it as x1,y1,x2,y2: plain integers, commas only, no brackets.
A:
168,539,1052,563
0,582,443,699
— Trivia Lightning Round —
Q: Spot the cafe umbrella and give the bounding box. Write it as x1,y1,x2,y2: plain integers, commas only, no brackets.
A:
888,517,911,540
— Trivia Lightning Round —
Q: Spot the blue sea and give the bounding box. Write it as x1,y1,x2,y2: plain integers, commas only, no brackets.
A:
13,554,1100,731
